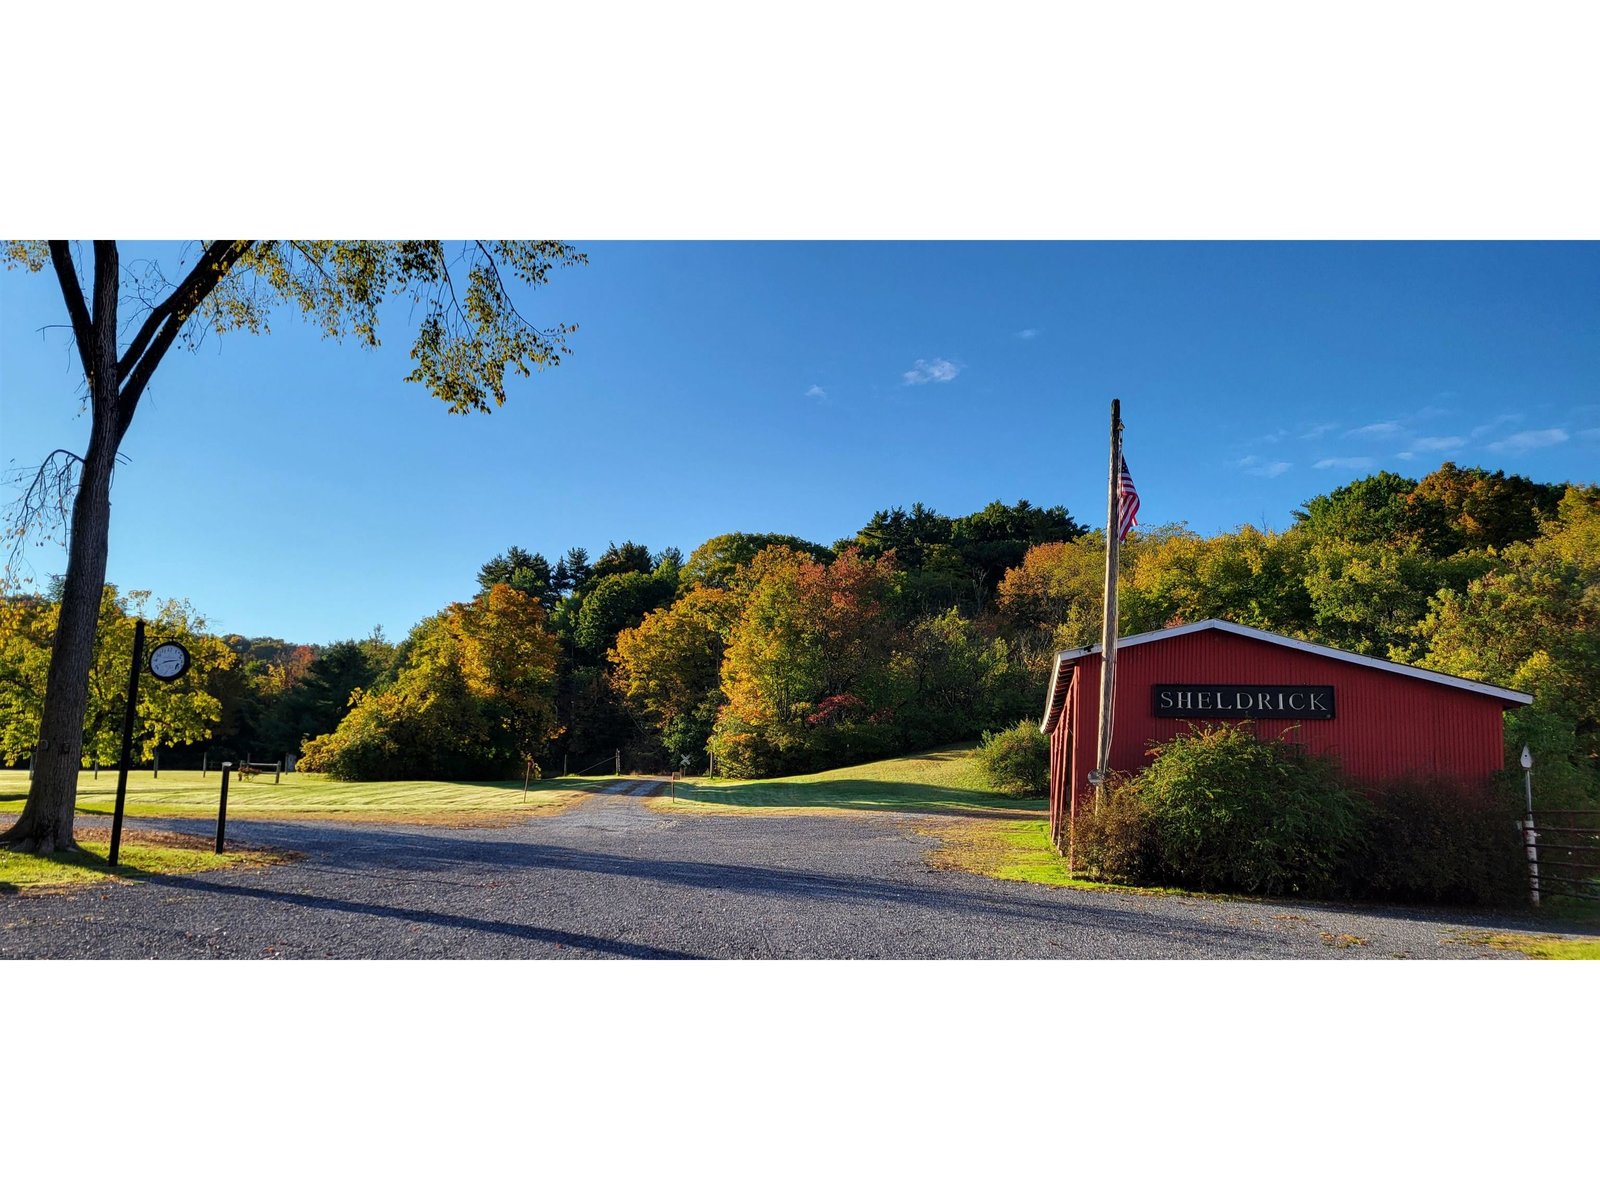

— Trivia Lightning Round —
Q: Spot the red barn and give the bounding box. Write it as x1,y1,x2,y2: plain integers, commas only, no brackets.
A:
1039,619,1532,844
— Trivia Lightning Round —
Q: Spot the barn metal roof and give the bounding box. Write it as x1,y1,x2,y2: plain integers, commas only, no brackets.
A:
1038,618,1533,733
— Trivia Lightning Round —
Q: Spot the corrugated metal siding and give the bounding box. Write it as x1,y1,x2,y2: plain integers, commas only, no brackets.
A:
1053,627,1514,809
1048,672,1076,844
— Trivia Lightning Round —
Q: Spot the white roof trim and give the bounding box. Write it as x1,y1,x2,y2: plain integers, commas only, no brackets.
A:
1039,619,1531,730
1038,652,1071,733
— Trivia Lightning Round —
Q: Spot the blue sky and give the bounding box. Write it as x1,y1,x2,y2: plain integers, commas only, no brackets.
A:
2,241,1596,645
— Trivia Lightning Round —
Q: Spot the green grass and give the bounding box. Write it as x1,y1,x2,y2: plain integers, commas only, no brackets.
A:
654,746,1043,819
0,769,613,827
0,831,291,892
1454,933,1600,960
925,814,1181,893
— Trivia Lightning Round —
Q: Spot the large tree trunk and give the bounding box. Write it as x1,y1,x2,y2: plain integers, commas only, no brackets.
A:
1,431,119,852
1,242,123,855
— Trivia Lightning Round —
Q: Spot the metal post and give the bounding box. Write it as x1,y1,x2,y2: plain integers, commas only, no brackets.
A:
562,753,568,777
523,758,532,798
615,749,621,776
274,759,282,785
203,751,208,778
216,763,232,853
108,619,147,868
1095,398,1122,808
1522,745,1539,906
153,746,160,779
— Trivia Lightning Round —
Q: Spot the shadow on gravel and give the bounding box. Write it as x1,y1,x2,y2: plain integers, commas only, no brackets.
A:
141,872,700,959
145,822,1302,951
131,816,1558,944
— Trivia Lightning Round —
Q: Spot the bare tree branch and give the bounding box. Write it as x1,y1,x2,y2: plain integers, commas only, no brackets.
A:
91,242,120,399
2,449,84,587
117,239,257,389
117,240,255,440
46,242,95,386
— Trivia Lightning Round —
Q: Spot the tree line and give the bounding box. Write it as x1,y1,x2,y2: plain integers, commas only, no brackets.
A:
3,465,1595,802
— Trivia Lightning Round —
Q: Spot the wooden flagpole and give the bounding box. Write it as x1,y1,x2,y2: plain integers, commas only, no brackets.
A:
1095,398,1122,805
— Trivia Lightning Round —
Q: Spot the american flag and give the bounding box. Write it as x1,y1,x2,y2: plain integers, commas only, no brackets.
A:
1117,455,1140,542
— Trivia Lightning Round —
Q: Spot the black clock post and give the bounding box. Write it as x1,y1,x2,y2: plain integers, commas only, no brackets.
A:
108,625,192,867
107,620,146,867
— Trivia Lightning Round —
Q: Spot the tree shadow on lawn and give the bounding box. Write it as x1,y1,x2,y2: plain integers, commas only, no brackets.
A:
676,779,1043,819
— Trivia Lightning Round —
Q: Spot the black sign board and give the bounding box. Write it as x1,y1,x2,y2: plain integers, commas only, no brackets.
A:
1152,684,1335,719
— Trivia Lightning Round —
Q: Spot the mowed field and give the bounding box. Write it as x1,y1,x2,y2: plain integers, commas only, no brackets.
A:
0,768,613,827
658,746,1040,819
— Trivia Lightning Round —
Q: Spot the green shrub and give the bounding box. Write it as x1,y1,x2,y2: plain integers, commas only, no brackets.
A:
1072,775,1155,883
1352,773,1526,905
976,721,1049,796
1131,722,1363,896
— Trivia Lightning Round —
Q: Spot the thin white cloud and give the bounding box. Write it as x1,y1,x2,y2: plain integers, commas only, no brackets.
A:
805,385,827,400
903,358,960,385
1015,328,1038,340
1314,456,1377,470
1300,423,1338,440
1488,428,1569,453
1411,435,1467,451
1471,413,1521,439
1415,404,1455,419
1396,451,1417,461
1241,454,1292,480
1346,421,1405,439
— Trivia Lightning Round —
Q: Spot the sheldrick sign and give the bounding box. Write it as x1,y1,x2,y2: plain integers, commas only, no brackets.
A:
1151,684,1336,719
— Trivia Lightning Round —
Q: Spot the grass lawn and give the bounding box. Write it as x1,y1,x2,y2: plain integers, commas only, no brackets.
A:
655,746,1042,819
1453,932,1600,960
0,769,613,827
0,829,292,893
924,814,1178,894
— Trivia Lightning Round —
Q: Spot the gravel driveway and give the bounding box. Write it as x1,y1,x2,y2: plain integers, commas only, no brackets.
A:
0,784,1558,958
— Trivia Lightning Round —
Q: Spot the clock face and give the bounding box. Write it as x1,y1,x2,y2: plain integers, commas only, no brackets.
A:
149,641,191,681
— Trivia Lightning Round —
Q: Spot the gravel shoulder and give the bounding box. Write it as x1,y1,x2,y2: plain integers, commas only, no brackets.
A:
0,783,1571,959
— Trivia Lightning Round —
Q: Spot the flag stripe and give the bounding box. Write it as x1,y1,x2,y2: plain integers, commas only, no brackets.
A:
1117,455,1140,542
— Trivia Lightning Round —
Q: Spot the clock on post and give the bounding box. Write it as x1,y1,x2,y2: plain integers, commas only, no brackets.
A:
148,640,191,682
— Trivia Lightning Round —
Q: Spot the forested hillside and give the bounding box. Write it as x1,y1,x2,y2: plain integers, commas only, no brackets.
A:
3,468,1595,801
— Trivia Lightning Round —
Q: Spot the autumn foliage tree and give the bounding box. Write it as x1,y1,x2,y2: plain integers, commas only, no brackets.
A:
1,239,582,851
0,586,231,767
299,585,559,781
610,586,741,766
1416,485,1600,803
711,546,904,776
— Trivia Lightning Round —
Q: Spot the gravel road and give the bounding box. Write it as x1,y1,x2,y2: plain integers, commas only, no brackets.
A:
0,783,1561,959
